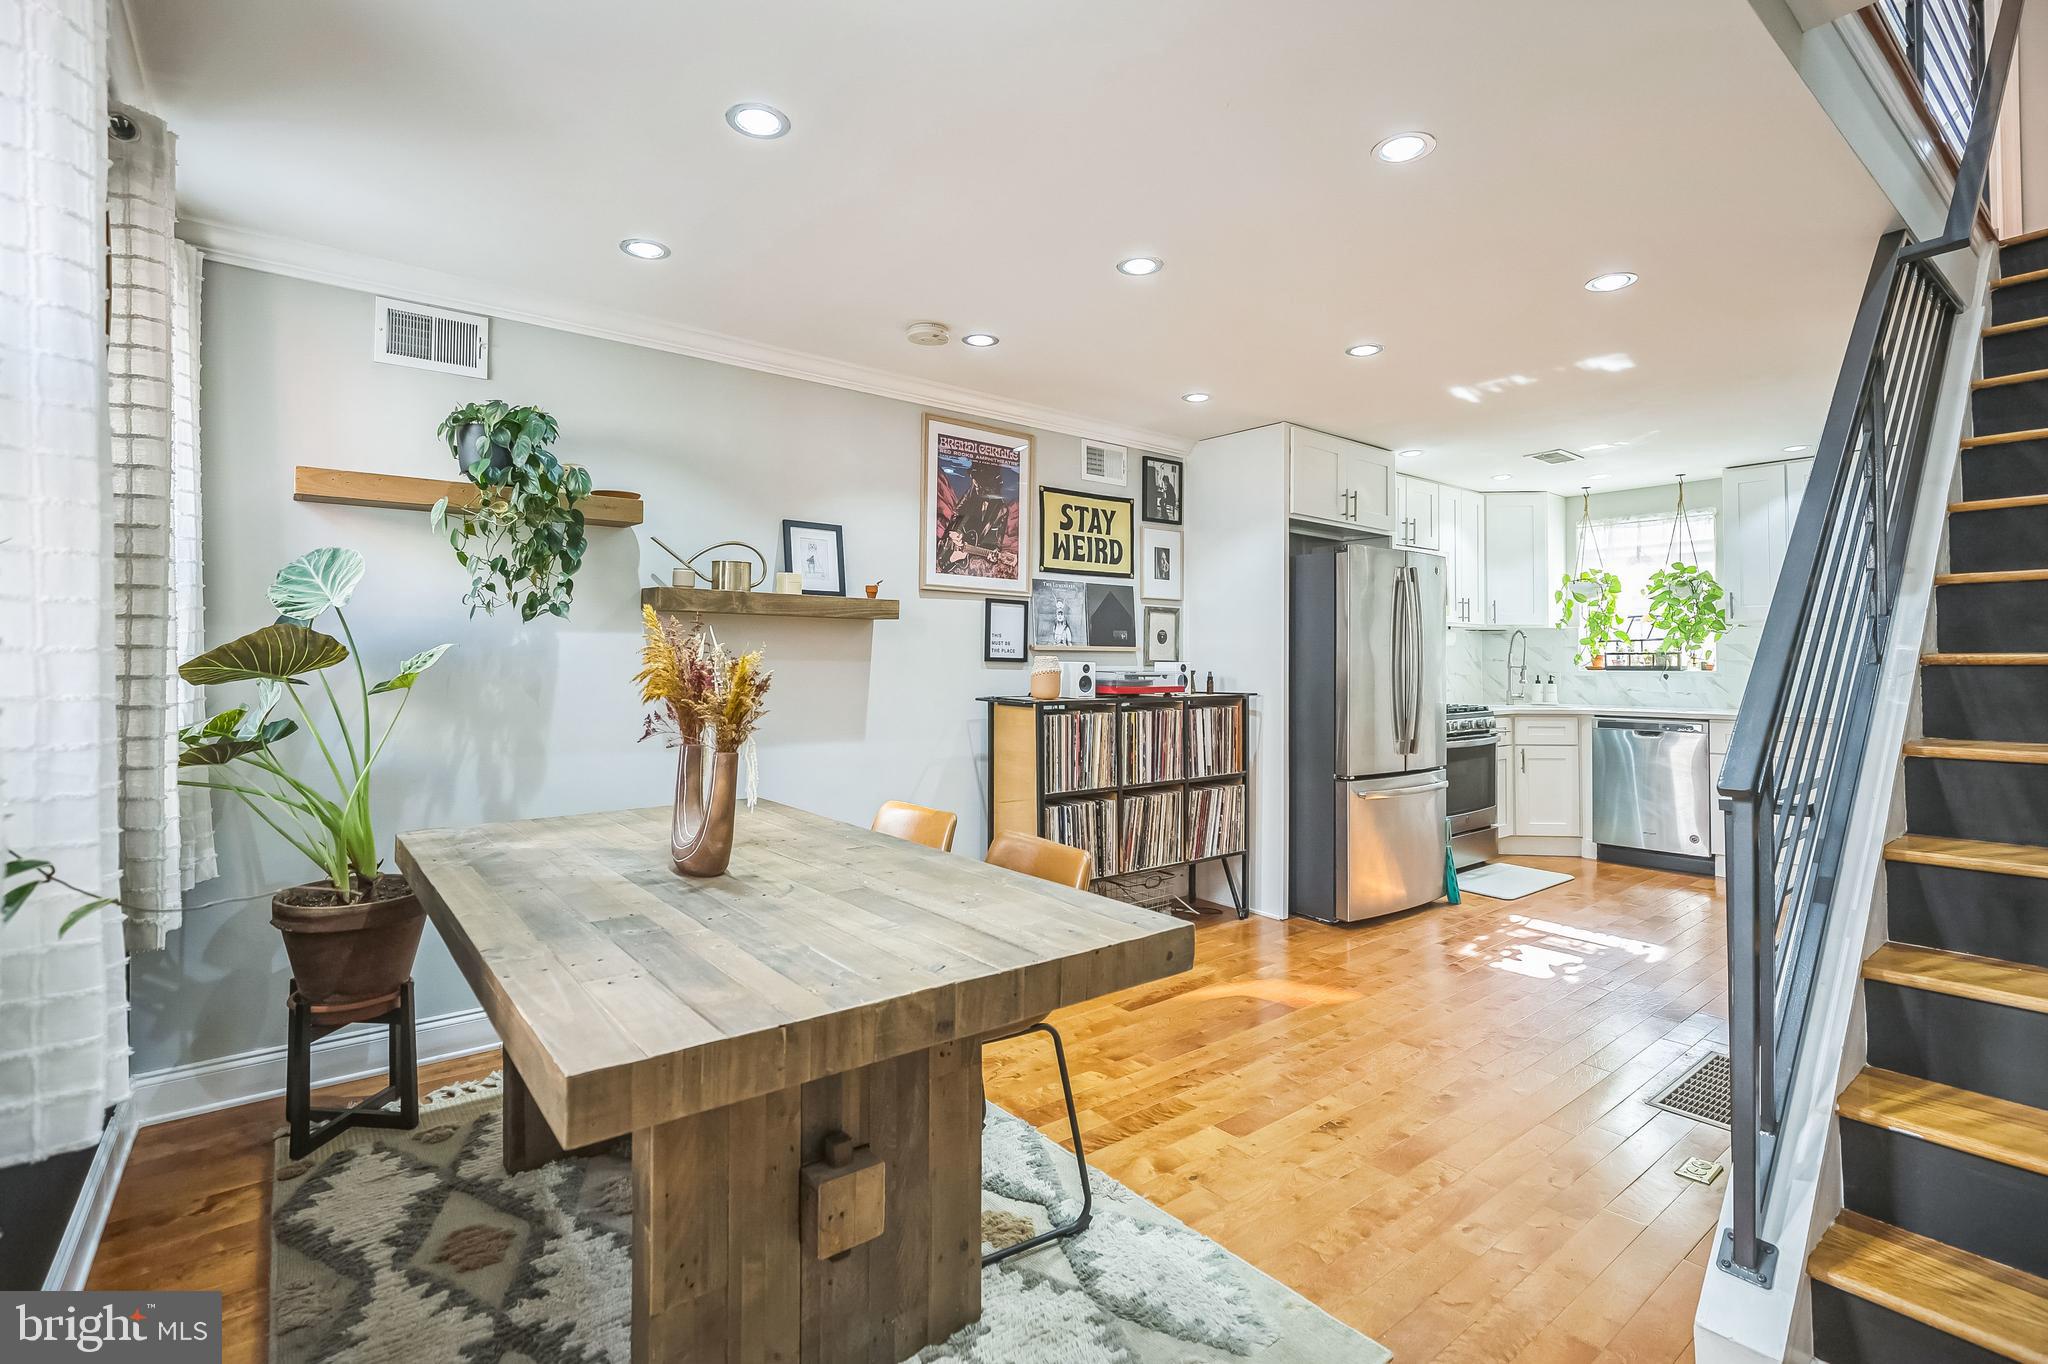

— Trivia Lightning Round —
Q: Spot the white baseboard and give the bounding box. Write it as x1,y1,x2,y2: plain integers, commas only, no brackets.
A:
131,1007,498,1127
45,1099,136,1290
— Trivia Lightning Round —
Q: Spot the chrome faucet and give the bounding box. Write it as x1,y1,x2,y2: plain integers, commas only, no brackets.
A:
1505,630,1528,702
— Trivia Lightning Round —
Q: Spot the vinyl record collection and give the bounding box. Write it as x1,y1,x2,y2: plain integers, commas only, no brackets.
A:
1119,704,1184,786
1189,783,1246,860
1044,797,1118,877
1187,700,1245,779
1041,709,1117,795
1117,790,1185,873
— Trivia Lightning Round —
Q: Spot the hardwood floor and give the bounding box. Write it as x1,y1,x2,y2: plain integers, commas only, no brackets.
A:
90,855,1725,1363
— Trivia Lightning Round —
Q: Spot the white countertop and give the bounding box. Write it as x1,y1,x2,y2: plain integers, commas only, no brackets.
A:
1493,703,1738,722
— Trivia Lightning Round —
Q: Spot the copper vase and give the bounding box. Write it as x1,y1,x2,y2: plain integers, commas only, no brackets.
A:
671,742,738,877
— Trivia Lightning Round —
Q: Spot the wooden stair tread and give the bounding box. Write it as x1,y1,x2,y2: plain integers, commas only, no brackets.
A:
1975,367,2048,390
1994,267,2048,289
1863,943,2048,1013
1985,314,2048,337
1937,568,2048,585
1810,1210,2048,1364
1905,738,2048,764
1963,428,2048,448
1922,652,2048,665
1840,1068,2048,1177
1951,494,2048,513
2004,226,2048,248
1886,833,2048,880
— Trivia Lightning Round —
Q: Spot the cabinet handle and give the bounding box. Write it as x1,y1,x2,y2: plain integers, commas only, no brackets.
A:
1520,749,1527,773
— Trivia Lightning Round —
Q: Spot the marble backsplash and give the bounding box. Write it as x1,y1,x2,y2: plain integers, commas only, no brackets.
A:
1447,626,1756,711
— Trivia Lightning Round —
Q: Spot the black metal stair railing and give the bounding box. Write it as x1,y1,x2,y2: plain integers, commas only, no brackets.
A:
1713,0,2023,1288
1877,0,1986,155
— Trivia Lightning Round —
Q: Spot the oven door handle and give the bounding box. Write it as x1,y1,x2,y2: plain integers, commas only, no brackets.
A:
1445,734,1498,749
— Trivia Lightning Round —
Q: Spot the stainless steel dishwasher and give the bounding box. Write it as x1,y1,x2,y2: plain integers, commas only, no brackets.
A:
1592,717,1713,869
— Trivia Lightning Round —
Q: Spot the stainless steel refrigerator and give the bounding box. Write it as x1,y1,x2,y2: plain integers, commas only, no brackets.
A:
1289,543,1447,922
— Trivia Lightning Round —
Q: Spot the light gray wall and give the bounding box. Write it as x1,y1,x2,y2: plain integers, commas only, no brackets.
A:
133,262,1176,1074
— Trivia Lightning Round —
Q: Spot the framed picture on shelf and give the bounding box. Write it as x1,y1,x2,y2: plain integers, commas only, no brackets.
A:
984,597,1028,663
1144,607,1179,665
1142,527,1182,601
922,414,1031,595
1029,576,1138,651
1037,485,1134,579
1141,455,1183,525
781,520,846,596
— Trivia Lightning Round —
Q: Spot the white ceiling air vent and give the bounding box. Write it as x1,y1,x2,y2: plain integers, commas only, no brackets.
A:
1080,441,1128,486
373,296,490,378
1524,448,1584,466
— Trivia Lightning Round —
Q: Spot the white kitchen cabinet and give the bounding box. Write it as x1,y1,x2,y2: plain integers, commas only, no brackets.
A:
1481,491,1567,627
1721,458,1815,624
1288,426,1393,534
1443,484,1486,626
1512,743,1582,838
1395,475,1443,552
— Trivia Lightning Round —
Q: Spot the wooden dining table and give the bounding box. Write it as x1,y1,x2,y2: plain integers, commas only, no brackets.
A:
395,800,1193,1364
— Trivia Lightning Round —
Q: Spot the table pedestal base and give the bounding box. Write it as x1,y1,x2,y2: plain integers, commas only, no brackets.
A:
632,1038,986,1364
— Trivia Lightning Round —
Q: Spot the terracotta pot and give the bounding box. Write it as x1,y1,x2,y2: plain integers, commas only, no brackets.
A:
671,742,739,877
270,875,425,1007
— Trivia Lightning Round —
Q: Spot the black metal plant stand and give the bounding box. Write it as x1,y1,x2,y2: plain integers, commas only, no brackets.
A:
285,977,420,1159
982,1023,1094,1266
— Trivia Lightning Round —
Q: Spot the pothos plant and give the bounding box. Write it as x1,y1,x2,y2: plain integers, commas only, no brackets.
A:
1645,562,1729,664
430,402,592,621
1555,568,1629,665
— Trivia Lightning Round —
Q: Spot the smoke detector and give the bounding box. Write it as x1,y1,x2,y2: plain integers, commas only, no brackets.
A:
1524,448,1584,466
906,321,951,347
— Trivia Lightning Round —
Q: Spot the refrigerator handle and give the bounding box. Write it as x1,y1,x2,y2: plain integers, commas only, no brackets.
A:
1389,569,1410,752
1406,566,1424,753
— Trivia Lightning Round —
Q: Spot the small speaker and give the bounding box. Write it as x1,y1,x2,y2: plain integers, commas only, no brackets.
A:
1171,663,1192,690
1060,661,1096,697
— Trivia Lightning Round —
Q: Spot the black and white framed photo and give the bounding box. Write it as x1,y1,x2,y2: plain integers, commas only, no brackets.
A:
1142,527,1182,601
781,520,846,596
1141,455,1183,525
1144,607,1180,665
1028,576,1138,651
984,597,1028,663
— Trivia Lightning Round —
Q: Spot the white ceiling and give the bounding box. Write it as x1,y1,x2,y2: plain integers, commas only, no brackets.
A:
125,0,1895,489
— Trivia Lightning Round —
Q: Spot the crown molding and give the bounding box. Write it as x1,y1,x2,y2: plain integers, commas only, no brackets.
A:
179,218,1195,456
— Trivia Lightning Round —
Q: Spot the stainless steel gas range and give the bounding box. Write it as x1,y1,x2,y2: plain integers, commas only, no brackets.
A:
1446,703,1500,870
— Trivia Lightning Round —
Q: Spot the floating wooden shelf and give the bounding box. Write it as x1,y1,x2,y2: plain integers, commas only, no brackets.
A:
293,466,646,528
642,587,900,621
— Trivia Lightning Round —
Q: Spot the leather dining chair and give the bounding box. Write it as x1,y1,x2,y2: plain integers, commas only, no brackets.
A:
981,830,1096,1264
871,800,958,852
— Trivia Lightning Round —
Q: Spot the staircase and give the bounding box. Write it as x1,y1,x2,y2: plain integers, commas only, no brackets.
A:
1807,227,2048,1364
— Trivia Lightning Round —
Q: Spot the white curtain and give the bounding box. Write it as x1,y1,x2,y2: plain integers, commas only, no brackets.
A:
0,0,131,1165
107,103,210,951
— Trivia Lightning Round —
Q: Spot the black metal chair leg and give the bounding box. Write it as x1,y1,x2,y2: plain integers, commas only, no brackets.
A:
983,1023,1093,1266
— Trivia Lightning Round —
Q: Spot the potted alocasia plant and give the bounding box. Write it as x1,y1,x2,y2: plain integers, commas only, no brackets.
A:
176,547,450,1004
1645,562,1729,668
431,401,592,621
1555,568,1628,667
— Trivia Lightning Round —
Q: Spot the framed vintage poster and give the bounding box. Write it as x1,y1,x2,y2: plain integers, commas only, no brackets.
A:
781,520,846,596
983,597,1027,663
1037,485,1134,580
1141,455,1183,525
1029,576,1138,651
1144,606,1179,665
1142,527,1182,601
921,415,1031,595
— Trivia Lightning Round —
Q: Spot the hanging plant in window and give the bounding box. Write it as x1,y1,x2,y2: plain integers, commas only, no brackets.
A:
1644,475,1728,668
430,401,592,621
1555,488,1629,666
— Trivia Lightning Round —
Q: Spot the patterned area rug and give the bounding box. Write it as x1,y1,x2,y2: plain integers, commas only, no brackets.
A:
271,1074,1388,1363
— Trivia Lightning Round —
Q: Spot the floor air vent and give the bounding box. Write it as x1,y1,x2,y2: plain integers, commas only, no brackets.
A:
374,296,490,378
1649,1051,1732,1127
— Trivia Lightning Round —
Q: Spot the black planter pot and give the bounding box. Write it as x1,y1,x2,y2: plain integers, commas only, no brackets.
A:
453,421,514,475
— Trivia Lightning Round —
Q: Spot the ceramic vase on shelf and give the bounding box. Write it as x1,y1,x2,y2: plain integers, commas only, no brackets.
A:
670,741,739,877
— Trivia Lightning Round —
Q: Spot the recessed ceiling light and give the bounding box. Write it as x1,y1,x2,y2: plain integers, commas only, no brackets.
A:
619,238,670,260
1345,343,1385,358
1782,444,1808,453
1491,474,1514,482
1181,391,1211,404
1117,256,1164,276
1397,449,1421,458
1584,271,1639,293
1373,132,1437,164
724,103,790,139
961,333,999,348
